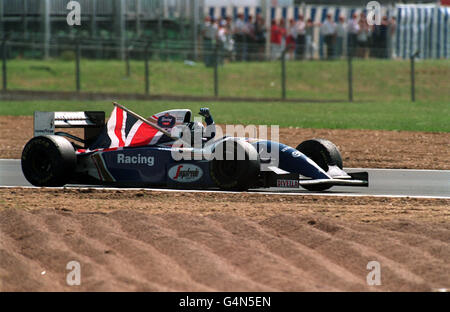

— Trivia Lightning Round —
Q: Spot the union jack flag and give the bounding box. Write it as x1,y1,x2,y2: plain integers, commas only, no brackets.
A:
81,106,164,153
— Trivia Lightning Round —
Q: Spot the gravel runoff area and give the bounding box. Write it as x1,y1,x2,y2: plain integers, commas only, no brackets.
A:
0,116,448,291
0,189,449,291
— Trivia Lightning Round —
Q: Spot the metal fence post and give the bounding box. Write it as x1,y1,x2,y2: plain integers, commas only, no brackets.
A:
75,41,81,92
347,54,353,102
214,45,218,97
144,44,149,95
281,49,286,100
2,38,6,91
125,43,130,77
410,51,419,102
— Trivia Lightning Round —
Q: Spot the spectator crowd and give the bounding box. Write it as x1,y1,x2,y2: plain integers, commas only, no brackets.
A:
200,12,397,65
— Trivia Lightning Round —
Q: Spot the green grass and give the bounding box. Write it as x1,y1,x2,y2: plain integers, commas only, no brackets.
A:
2,59,448,132
4,59,450,102
0,100,448,132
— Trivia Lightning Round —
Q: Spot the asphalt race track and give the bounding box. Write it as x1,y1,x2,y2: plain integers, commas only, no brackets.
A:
1,159,449,199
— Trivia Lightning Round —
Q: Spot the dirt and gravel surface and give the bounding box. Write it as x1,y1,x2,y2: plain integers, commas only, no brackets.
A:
0,115,449,291
1,116,449,169
0,189,449,292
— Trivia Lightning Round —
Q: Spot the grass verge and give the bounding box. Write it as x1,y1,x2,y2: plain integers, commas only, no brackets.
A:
0,100,448,132
3,59,449,102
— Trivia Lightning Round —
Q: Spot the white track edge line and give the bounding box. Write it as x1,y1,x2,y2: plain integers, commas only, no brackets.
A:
0,185,448,200
346,168,450,173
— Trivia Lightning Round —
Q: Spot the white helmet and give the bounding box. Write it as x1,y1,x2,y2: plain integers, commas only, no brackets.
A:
190,121,205,134
189,121,205,144
171,121,204,145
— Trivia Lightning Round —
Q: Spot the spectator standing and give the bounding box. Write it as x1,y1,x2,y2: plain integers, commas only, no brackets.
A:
270,19,283,60
226,15,233,34
380,16,389,58
222,16,235,61
217,19,228,65
305,18,315,60
357,13,370,58
322,14,337,60
347,13,360,57
246,15,256,61
388,16,397,59
335,16,347,59
319,23,325,60
202,16,218,67
279,18,287,54
254,14,266,61
372,16,389,58
295,15,306,60
286,19,297,60
227,19,236,56
233,13,247,61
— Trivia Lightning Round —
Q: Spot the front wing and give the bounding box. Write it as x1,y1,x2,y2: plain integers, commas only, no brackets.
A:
263,169,369,189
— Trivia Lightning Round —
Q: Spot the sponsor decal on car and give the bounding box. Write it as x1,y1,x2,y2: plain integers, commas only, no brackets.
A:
117,154,154,166
168,164,203,182
291,150,303,158
157,113,176,128
276,179,299,188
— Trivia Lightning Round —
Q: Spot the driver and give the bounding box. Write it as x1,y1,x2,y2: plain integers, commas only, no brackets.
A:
170,107,216,146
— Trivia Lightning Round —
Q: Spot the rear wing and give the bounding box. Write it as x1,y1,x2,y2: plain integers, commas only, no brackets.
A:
34,111,105,147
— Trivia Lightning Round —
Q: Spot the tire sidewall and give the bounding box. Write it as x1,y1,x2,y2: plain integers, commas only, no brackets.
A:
21,136,76,187
209,140,260,191
296,139,343,171
296,138,343,191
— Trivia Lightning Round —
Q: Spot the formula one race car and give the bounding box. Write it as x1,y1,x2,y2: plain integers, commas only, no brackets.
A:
21,103,368,191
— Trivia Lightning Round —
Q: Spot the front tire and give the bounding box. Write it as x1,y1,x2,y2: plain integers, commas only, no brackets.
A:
210,140,260,191
296,138,343,191
21,135,77,187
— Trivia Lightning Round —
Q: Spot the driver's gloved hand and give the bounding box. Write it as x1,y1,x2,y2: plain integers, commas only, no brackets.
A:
199,108,211,118
199,108,214,126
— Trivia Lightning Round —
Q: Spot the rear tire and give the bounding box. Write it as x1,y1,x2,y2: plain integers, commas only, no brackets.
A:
21,135,77,187
210,140,260,191
296,138,343,191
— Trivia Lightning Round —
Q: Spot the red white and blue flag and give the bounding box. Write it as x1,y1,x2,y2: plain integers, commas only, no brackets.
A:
79,106,163,153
